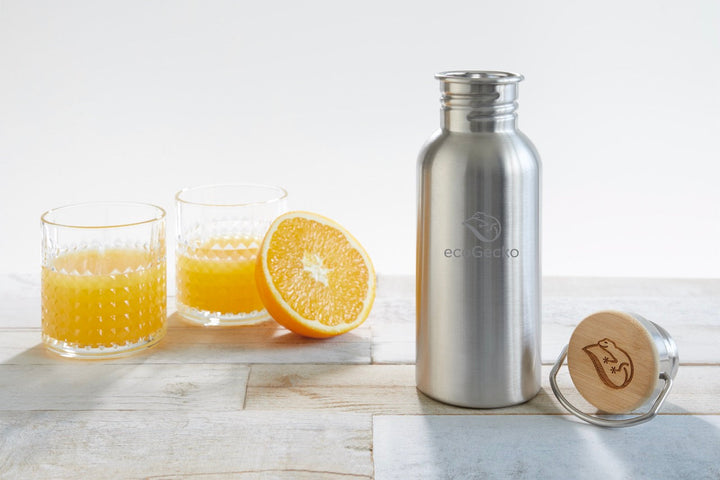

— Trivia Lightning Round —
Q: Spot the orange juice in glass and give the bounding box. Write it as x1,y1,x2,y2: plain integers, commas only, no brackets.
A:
41,202,167,358
175,184,287,326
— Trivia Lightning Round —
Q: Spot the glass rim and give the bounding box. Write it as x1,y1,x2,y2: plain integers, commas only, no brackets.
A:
175,183,288,207
40,201,166,229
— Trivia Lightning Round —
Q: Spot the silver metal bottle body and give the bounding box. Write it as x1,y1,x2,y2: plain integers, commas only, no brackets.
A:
416,71,541,408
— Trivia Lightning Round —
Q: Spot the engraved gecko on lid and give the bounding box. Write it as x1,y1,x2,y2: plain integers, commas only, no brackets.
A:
582,338,634,389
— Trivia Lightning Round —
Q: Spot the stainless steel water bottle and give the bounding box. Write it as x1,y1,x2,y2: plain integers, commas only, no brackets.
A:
416,71,541,408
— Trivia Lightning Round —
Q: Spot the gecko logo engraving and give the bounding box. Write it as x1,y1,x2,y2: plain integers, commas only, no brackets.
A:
582,338,634,389
463,212,501,243
442,211,519,259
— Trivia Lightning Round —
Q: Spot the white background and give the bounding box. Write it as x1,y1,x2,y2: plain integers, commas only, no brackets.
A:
1,0,718,278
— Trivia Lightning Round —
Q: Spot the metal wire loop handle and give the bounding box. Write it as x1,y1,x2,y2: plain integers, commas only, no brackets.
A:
549,345,673,428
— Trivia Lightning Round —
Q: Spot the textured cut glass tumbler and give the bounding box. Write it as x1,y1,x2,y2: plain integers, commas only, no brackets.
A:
175,184,288,326
41,202,167,359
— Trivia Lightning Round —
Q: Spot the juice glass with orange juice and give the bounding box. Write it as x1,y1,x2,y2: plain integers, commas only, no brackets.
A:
41,202,167,358
175,184,287,326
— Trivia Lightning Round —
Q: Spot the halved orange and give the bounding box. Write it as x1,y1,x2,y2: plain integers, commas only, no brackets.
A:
255,211,376,338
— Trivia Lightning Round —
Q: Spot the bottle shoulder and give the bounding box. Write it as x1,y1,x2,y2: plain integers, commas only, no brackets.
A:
417,129,449,162
418,128,541,169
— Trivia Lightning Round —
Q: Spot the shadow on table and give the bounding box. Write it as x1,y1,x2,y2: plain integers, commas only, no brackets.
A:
149,311,372,364
0,339,159,412
0,309,371,425
415,385,567,416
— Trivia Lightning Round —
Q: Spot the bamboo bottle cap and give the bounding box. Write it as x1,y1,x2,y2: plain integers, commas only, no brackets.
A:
550,310,678,427
568,311,666,414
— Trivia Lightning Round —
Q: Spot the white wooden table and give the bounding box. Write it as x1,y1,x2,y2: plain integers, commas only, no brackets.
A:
1,274,719,479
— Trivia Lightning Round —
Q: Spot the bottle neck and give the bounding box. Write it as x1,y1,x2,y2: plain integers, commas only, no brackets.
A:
437,71,522,133
441,110,518,133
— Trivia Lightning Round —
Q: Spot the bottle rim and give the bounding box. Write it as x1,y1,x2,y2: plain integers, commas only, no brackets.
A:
436,71,524,84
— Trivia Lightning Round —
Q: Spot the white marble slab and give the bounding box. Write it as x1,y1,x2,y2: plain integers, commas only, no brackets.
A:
373,415,720,480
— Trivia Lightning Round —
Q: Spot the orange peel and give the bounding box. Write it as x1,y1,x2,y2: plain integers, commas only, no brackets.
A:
255,211,376,338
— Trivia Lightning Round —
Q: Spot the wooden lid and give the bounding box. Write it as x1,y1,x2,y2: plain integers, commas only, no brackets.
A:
567,311,659,414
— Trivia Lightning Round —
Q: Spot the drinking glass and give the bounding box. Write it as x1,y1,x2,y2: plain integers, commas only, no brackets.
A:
175,184,287,326
41,202,167,358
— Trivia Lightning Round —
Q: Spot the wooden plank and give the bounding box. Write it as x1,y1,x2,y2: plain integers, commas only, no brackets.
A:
245,364,720,415
248,364,415,388
380,275,720,298
152,473,370,480
0,364,249,411
0,411,372,479
4,273,717,364
370,295,416,364
4,273,718,329
369,295,720,365
543,295,720,365
543,276,720,297
1,313,715,368
246,365,466,415
542,296,720,333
